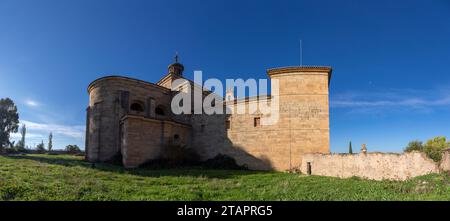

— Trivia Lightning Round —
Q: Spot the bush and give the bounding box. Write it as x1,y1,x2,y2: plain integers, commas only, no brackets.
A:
404,137,449,162
106,151,123,166
423,136,449,162
142,144,201,168
36,141,46,154
404,140,424,152
202,154,247,170
4,147,19,154
161,143,201,165
65,145,81,154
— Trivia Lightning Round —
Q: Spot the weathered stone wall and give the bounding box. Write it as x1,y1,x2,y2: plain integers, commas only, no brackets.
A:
177,67,331,171
86,76,172,163
217,68,331,170
121,116,162,167
121,115,191,168
266,69,330,170
300,152,440,181
86,67,332,171
440,150,450,172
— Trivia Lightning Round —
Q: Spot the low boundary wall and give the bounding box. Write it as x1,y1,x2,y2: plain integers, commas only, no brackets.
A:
300,152,441,181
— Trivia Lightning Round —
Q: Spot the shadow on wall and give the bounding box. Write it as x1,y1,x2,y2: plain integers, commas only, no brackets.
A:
139,139,274,171
223,104,274,170
94,88,276,171
223,139,274,171
187,105,274,171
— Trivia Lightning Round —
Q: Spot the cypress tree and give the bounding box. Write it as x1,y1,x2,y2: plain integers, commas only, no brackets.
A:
48,132,53,151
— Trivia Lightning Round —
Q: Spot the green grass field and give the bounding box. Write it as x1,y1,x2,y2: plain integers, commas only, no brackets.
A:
0,154,449,201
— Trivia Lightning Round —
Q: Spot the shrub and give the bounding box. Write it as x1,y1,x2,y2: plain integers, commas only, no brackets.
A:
106,151,123,166
423,136,449,162
202,154,247,170
404,140,424,153
161,143,201,165
36,141,46,154
65,145,81,154
142,143,201,168
4,147,19,154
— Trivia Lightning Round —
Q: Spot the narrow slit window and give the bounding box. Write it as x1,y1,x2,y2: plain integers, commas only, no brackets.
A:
307,162,312,175
226,120,231,130
201,124,205,132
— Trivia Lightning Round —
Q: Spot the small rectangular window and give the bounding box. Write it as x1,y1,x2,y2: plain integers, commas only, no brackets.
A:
226,120,231,130
254,117,260,127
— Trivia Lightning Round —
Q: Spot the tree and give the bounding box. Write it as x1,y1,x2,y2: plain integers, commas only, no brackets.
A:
0,98,19,150
48,132,53,151
15,124,26,152
348,141,353,154
65,144,81,153
423,136,449,162
36,140,46,154
404,140,423,153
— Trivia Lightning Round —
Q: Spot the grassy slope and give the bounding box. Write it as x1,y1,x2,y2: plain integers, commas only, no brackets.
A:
0,154,449,201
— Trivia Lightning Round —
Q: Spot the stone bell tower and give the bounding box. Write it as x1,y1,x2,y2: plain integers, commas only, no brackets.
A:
157,52,185,89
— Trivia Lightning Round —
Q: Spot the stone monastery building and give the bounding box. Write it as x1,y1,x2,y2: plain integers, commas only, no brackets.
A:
85,57,332,171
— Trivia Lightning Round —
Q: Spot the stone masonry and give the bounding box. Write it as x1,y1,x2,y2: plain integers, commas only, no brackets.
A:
300,152,442,181
85,58,332,170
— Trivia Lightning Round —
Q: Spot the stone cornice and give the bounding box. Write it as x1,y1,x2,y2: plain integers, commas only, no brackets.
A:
120,114,192,128
267,66,332,85
87,75,171,94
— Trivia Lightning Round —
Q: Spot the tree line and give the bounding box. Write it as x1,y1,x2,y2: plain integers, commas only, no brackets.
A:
0,98,81,154
346,136,449,162
404,136,449,162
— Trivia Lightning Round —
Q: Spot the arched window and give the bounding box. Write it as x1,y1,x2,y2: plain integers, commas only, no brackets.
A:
173,134,180,145
130,102,144,112
155,106,165,115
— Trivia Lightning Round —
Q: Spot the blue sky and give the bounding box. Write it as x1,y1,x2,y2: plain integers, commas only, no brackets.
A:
1,0,450,152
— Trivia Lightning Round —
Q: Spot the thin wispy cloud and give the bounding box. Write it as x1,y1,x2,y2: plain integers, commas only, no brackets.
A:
331,87,450,111
24,99,39,107
10,120,85,149
10,132,44,139
20,120,85,139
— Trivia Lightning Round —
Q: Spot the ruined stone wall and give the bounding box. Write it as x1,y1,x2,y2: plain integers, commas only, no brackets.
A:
300,152,440,181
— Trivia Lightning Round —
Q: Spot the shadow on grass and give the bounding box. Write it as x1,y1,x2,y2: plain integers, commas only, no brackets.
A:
5,154,267,179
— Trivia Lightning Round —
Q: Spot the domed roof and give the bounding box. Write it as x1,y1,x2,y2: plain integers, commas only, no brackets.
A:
168,52,184,76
